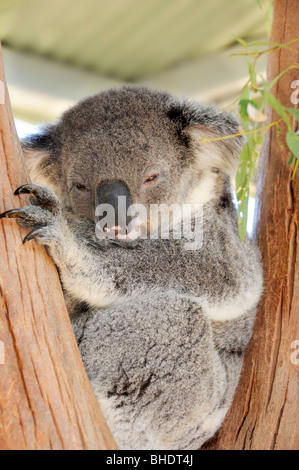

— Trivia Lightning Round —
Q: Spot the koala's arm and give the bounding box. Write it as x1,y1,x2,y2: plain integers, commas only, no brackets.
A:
1,185,127,308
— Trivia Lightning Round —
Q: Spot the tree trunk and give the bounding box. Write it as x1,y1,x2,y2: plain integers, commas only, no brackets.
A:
203,0,299,450
0,44,117,450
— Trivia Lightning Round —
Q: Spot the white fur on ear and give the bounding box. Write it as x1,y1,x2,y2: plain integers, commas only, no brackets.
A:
22,147,59,195
185,171,218,206
184,124,244,178
23,147,46,180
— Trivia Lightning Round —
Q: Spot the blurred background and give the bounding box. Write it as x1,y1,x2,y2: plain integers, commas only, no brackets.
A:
0,0,270,232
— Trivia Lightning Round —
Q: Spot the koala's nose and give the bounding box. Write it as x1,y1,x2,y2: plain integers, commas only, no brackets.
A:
96,180,133,230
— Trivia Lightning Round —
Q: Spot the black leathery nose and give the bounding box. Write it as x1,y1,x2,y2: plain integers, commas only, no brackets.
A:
96,180,133,229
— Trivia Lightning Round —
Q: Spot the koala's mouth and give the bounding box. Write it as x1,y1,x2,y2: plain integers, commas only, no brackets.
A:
104,225,132,240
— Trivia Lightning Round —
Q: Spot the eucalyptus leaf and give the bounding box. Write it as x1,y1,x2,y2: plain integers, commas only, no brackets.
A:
240,84,250,101
293,159,299,178
263,91,290,127
236,144,250,241
286,131,299,159
244,40,294,49
238,87,251,131
235,37,247,47
248,62,257,86
288,108,299,122
288,154,295,165
239,99,258,120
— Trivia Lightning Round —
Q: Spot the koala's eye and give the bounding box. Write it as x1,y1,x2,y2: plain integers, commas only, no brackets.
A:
75,183,89,193
142,174,159,187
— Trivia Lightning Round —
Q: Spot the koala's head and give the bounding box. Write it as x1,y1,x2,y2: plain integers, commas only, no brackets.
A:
22,86,245,239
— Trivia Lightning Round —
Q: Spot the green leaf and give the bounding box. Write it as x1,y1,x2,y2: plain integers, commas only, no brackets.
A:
292,159,299,178
248,62,257,86
288,154,295,165
268,65,299,90
256,0,262,7
239,99,258,118
245,40,291,48
236,145,258,198
235,37,247,47
286,131,299,159
263,91,291,128
240,84,250,102
237,87,250,131
288,108,299,122
236,144,250,241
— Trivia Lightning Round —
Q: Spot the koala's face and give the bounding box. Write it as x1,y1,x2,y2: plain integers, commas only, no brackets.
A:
61,99,187,223
23,86,244,239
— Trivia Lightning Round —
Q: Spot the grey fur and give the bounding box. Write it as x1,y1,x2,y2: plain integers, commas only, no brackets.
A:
5,86,262,449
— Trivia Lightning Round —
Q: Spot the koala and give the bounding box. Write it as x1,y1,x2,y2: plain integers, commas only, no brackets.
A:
0,86,263,450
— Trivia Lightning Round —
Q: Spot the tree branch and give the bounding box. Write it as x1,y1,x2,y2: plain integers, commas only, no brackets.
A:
0,43,117,451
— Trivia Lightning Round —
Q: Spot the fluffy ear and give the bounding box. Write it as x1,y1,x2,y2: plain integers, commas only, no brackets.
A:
167,101,245,177
21,126,62,192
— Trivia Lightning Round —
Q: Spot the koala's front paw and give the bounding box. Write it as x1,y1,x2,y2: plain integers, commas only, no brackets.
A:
15,184,61,215
0,184,63,247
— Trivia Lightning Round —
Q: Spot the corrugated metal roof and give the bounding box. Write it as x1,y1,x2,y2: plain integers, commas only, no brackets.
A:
0,0,267,81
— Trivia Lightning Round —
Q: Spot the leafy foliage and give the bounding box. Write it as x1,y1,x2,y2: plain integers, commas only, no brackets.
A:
214,1,299,241
197,2,299,240
233,36,299,240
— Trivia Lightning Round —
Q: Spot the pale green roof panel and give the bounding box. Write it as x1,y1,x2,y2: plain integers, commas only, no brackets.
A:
0,0,267,81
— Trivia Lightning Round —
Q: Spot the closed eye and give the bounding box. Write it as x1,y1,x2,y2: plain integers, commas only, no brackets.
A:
75,183,90,192
142,174,159,186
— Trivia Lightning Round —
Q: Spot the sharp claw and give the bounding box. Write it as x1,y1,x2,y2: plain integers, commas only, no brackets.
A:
0,209,25,220
14,184,42,197
23,228,44,245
